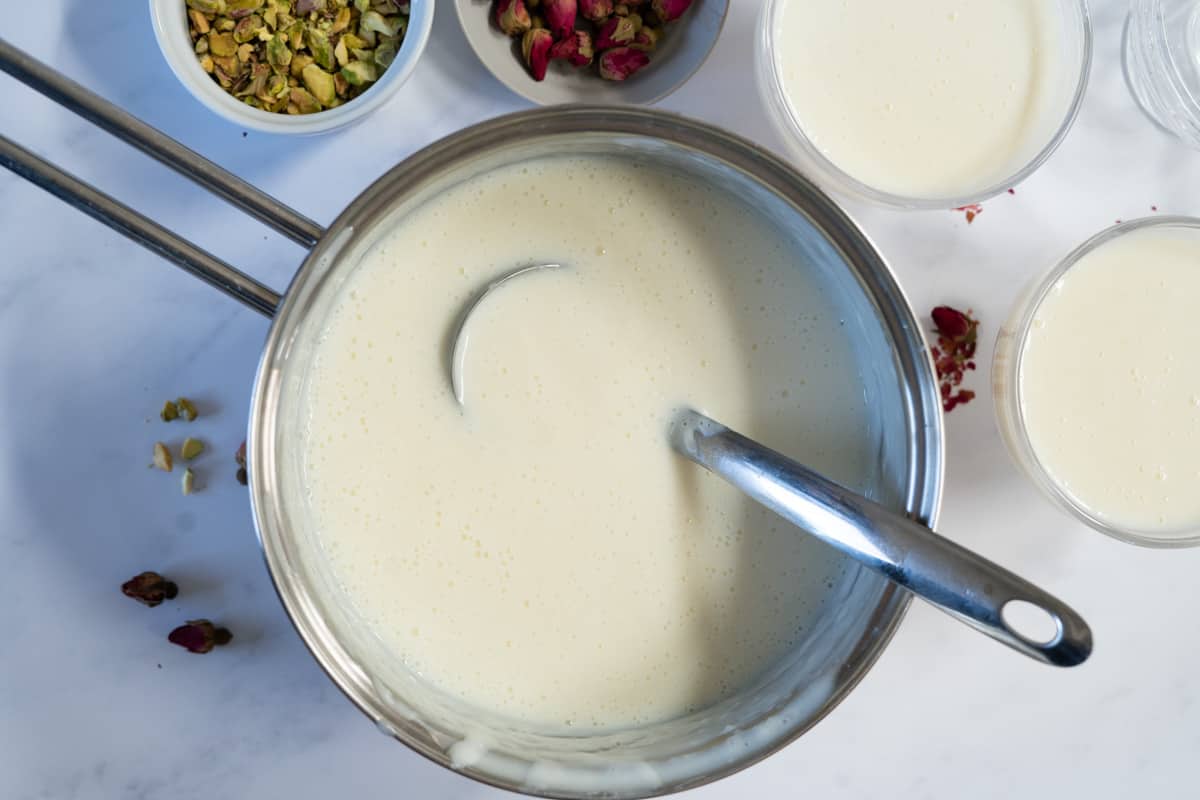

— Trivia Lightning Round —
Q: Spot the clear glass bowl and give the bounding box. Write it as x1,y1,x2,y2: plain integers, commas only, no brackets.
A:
1123,0,1200,148
754,0,1092,209
993,216,1200,548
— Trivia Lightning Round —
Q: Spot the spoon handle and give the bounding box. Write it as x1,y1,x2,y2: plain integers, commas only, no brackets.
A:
672,410,1092,667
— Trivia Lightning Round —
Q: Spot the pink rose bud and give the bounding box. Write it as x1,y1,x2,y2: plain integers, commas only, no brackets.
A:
579,0,613,21
598,46,650,80
495,0,532,36
522,27,554,80
650,0,692,22
549,30,595,67
630,25,661,51
542,0,578,38
595,14,637,49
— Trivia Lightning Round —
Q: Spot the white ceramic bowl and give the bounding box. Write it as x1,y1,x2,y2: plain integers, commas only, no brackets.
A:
150,0,434,135
454,0,727,106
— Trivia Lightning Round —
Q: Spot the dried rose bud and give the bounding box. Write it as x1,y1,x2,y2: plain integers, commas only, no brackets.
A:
932,306,974,341
121,572,179,607
236,466,248,486
168,619,233,654
650,0,692,22
542,0,577,38
522,27,554,80
595,14,638,49
495,0,532,36
235,440,247,468
631,25,660,50
549,29,594,67
579,0,612,21
598,46,649,80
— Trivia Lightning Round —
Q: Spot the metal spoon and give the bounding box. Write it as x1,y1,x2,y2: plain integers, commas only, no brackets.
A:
671,409,1092,667
450,263,563,406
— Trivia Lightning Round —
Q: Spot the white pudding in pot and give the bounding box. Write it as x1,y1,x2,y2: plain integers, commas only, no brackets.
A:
296,156,875,729
772,0,1068,200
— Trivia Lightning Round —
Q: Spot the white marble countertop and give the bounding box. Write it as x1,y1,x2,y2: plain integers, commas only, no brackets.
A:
2,1,1198,798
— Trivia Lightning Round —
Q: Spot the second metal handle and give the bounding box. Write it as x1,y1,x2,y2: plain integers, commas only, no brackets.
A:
672,409,1093,667
0,37,325,318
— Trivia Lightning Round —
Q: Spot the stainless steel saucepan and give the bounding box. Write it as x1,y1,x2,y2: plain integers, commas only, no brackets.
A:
0,38,1089,800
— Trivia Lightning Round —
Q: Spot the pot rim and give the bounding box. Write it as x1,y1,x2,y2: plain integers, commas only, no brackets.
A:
247,106,945,798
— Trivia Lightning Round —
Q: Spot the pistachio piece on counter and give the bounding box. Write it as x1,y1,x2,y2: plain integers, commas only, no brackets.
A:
160,400,179,422
176,397,199,422
181,467,196,495
181,437,205,461
153,442,173,472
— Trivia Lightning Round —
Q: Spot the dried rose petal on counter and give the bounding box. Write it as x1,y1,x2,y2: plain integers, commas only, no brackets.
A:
121,572,179,607
235,440,248,485
930,305,979,413
168,620,233,654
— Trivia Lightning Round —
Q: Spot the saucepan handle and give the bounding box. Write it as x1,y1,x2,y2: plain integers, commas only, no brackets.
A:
0,37,325,318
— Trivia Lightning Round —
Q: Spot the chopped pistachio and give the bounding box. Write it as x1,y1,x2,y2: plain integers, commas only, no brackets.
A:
266,34,293,67
189,9,212,33
333,71,349,97
233,14,264,42
237,42,255,62
176,397,199,422
153,442,173,472
306,27,335,69
226,0,265,16
340,59,377,85
285,20,307,49
290,87,322,113
290,52,314,77
334,37,349,67
330,6,353,33
373,40,395,68
181,437,205,461
195,36,210,54
302,62,337,105
199,54,215,73
186,0,226,13
354,0,369,10
160,400,179,422
208,31,238,57
181,467,196,495
359,10,398,36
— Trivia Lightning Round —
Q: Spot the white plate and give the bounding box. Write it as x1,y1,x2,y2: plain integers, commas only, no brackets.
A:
454,0,727,106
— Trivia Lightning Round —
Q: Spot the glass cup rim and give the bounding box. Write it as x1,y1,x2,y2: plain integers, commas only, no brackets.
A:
756,0,1094,209
1004,215,1200,548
